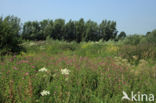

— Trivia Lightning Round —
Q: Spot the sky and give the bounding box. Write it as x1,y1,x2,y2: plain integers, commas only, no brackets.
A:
0,0,156,35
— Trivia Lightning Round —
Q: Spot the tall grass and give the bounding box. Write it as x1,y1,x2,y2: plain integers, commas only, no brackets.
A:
0,40,156,103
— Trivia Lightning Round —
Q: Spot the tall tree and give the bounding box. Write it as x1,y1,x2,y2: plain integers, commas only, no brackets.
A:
64,20,76,41
75,18,85,42
44,20,53,39
118,31,126,40
146,29,156,44
99,20,117,41
22,21,40,40
52,19,65,40
39,19,49,40
84,20,99,41
0,16,23,55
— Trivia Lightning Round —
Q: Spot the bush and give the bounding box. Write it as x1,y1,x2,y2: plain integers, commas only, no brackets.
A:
118,43,156,64
0,16,24,55
123,34,145,45
146,29,156,44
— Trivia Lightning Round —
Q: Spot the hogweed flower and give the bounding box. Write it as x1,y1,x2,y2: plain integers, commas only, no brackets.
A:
61,68,70,75
38,67,47,72
40,90,50,96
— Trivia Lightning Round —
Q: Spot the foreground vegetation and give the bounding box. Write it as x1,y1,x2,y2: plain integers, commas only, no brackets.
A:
1,15,156,103
0,40,156,103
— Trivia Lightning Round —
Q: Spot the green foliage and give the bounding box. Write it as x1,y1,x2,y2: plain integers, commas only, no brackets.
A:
99,20,117,41
52,19,65,40
123,34,145,45
1,15,156,103
146,29,156,44
118,31,126,40
39,20,53,40
84,20,99,41
0,16,23,55
119,43,156,64
21,18,118,42
75,18,85,42
22,21,40,40
0,41,156,102
64,20,76,41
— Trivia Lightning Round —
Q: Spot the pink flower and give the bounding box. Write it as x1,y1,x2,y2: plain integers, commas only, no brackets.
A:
24,72,29,76
13,66,18,70
32,66,35,68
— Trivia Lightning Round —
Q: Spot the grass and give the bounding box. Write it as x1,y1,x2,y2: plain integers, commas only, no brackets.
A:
0,39,156,103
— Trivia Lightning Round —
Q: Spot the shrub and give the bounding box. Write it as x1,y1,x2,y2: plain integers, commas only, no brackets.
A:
123,34,145,45
118,43,156,64
0,16,24,55
146,29,156,44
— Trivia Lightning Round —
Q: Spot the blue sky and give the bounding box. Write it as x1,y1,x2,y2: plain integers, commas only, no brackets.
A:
0,0,156,34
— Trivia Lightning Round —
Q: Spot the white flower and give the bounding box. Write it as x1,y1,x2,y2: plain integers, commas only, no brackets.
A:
38,67,47,72
61,68,70,75
40,90,50,96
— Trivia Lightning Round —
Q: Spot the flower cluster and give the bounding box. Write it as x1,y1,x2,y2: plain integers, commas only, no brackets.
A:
38,67,48,72
40,90,50,96
61,68,70,75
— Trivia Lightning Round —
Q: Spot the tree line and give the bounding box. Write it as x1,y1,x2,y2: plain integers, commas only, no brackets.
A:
0,15,127,55
0,16,127,42
22,18,122,42
1,15,156,56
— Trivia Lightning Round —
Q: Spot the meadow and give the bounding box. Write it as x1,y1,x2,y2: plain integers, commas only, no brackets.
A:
0,39,156,103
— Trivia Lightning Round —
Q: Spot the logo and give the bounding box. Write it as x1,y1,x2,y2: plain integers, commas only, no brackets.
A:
122,91,154,102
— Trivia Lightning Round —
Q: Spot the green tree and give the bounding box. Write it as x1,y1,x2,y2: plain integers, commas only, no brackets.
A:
0,16,23,55
124,34,143,45
44,20,53,39
84,20,99,41
99,20,117,41
52,19,65,40
22,21,40,40
146,31,151,36
146,29,156,44
75,18,85,42
38,19,54,40
64,20,76,41
118,31,126,40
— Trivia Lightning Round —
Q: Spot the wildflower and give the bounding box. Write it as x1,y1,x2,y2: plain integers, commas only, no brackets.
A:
13,66,18,70
24,72,29,76
61,68,70,75
32,66,35,68
38,67,47,72
40,90,50,96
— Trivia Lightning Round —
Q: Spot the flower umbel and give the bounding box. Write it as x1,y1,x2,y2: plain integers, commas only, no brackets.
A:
61,68,70,75
40,90,50,96
38,67,47,72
